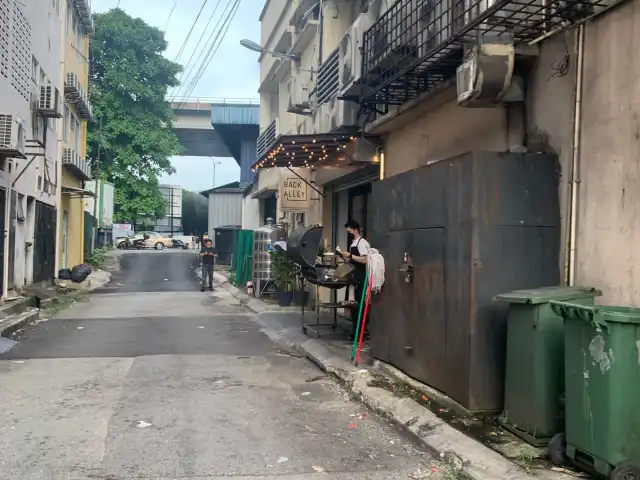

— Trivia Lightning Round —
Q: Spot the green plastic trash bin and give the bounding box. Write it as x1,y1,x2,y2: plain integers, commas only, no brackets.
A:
495,286,601,446
549,301,640,479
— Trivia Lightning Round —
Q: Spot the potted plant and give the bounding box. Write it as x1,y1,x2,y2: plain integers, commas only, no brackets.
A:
270,250,296,306
293,276,310,306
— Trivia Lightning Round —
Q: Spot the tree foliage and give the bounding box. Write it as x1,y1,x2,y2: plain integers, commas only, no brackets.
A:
87,8,183,222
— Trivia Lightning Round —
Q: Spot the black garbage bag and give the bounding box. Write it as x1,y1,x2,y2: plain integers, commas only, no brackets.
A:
70,264,92,283
58,268,72,280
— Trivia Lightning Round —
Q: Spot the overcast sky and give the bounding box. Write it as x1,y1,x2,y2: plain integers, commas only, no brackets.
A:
92,0,260,192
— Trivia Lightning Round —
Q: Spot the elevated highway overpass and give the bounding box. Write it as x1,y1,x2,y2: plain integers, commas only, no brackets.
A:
170,97,260,183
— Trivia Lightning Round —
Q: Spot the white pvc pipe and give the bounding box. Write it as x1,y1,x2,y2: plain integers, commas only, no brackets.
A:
567,25,585,286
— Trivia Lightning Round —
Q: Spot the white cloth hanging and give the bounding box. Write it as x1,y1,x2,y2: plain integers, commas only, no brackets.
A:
366,248,385,293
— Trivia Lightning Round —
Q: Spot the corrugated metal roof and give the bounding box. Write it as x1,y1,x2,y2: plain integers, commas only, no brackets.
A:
211,104,259,125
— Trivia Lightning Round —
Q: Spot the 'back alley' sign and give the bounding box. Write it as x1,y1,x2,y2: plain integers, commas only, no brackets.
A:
278,168,310,212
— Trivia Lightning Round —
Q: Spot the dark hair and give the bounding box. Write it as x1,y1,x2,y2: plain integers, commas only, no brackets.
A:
205,238,213,244
344,220,360,231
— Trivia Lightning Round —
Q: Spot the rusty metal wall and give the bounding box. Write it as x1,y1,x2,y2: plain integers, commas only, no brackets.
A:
370,151,560,411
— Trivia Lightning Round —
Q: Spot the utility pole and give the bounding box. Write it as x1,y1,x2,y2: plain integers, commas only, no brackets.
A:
212,159,221,189
169,186,174,235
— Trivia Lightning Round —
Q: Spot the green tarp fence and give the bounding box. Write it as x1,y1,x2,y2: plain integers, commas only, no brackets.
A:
231,229,253,286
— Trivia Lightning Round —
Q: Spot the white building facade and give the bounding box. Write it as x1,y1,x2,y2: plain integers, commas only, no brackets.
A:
253,0,381,249
0,0,62,296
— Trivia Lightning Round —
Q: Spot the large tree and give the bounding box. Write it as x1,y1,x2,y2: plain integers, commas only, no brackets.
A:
87,8,183,223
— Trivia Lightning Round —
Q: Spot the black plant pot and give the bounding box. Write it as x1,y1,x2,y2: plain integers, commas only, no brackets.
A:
277,291,294,307
294,291,309,306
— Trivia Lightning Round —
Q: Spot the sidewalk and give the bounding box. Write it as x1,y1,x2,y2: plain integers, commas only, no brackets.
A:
212,272,581,480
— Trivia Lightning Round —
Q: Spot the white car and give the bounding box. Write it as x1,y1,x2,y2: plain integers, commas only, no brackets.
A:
116,231,172,250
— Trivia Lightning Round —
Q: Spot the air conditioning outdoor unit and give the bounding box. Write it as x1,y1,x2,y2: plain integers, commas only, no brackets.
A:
63,147,77,164
417,0,453,58
37,84,62,118
339,7,379,98
456,43,524,107
326,97,359,132
287,75,311,115
313,104,333,134
366,0,421,73
0,114,27,158
461,0,544,35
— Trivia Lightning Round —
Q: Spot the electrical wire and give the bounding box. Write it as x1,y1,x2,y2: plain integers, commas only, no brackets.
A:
174,0,223,87
177,0,238,99
176,0,237,100
173,0,209,64
175,0,240,102
164,0,178,29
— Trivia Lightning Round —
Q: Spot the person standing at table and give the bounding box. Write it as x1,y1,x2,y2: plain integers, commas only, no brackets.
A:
340,220,370,341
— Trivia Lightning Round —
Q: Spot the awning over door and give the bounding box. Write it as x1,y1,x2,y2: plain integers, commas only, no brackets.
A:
251,132,382,171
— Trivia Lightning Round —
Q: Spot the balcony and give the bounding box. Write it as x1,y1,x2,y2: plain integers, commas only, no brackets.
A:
256,119,280,161
63,147,91,181
360,0,614,111
316,48,339,107
70,0,93,34
65,72,93,120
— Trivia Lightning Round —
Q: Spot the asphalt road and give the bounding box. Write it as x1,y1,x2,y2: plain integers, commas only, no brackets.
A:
0,251,437,480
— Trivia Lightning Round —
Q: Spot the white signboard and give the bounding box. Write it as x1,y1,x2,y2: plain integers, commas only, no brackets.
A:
278,168,311,212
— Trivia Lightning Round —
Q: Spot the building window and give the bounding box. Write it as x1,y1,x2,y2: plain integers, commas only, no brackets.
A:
63,105,69,143
31,56,38,84
69,113,75,147
66,6,72,37
75,118,80,150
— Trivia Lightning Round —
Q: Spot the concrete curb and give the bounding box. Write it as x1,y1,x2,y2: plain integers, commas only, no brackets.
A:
0,269,112,339
218,273,548,480
0,308,40,338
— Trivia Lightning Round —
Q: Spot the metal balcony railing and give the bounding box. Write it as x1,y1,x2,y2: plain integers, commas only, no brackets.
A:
70,0,93,34
316,48,339,107
63,147,91,181
65,73,93,120
361,0,615,109
256,119,279,160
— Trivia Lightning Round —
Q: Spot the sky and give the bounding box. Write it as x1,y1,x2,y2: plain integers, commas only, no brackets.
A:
92,0,260,192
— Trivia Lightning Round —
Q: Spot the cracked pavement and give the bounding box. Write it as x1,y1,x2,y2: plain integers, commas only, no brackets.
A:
0,251,441,480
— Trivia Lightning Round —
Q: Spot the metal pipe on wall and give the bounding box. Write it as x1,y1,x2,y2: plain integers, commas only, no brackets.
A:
567,25,586,286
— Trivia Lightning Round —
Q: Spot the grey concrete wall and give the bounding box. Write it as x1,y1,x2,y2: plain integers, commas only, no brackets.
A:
575,2,640,305
373,12,640,306
0,0,62,291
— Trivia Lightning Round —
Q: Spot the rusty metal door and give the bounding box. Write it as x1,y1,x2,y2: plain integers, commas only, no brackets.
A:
370,173,449,393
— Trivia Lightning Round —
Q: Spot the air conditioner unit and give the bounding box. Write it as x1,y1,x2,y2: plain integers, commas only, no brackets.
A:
339,8,379,98
461,0,543,34
0,114,27,158
63,147,77,164
417,0,452,58
313,104,333,134
287,75,311,115
366,0,421,73
456,43,524,107
325,97,359,132
37,85,62,118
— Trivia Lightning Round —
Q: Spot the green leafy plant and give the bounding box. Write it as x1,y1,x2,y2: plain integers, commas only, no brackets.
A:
86,247,109,269
269,250,298,292
87,8,184,223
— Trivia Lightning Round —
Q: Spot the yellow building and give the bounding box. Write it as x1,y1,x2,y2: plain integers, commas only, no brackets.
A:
56,0,93,269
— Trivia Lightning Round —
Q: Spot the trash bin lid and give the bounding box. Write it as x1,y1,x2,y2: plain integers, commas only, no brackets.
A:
494,286,602,304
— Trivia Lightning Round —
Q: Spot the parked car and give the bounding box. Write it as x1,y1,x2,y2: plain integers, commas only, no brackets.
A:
115,231,172,250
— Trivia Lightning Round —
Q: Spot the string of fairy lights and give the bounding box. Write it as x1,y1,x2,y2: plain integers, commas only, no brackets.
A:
252,135,358,172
